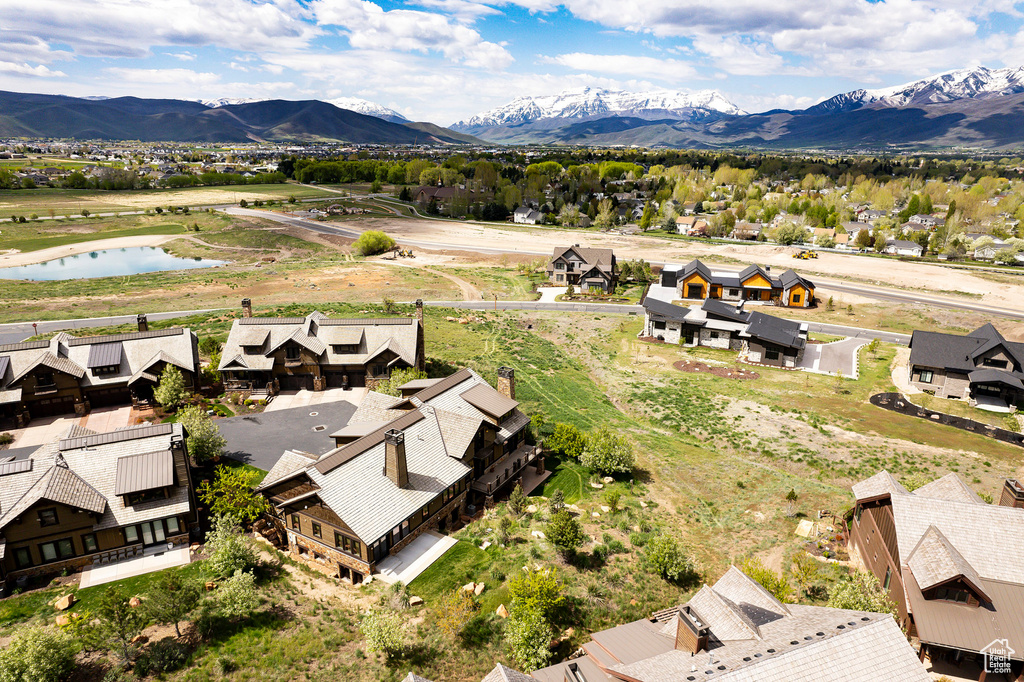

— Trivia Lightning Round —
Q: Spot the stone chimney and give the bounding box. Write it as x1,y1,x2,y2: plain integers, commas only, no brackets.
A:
241,298,252,318
137,313,148,332
384,429,409,489
1000,479,1024,508
415,299,424,325
497,366,515,401
765,264,771,274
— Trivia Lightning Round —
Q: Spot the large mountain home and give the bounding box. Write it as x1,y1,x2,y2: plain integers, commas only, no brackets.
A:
0,318,199,429
404,665,533,682
850,471,1024,680
545,245,618,293
642,298,808,368
530,566,929,682
659,259,815,307
218,300,425,393
907,323,1024,411
257,367,538,583
0,423,197,593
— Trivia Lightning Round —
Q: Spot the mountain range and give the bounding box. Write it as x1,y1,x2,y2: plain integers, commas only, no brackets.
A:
2,66,1024,149
0,92,472,145
452,66,1024,150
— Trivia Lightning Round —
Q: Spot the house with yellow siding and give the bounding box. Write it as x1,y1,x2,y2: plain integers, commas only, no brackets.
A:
658,259,814,308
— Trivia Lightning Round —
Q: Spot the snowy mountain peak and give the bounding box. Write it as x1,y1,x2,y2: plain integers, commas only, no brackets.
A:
813,65,1024,112
202,97,267,108
453,88,745,129
327,97,408,123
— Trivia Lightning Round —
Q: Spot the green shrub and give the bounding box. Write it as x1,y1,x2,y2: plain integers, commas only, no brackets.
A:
643,534,697,583
0,627,77,682
134,637,190,676
580,428,635,474
0,432,13,445
352,230,396,256
546,423,585,458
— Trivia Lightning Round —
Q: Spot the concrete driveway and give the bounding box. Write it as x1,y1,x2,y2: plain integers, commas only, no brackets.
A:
798,338,866,378
265,388,367,412
4,405,132,449
219,400,358,471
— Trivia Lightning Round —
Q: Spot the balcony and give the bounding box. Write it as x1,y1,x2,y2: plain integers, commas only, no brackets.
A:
472,444,540,495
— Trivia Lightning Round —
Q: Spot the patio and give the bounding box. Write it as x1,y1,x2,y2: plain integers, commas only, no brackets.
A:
375,531,457,585
78,546,191,589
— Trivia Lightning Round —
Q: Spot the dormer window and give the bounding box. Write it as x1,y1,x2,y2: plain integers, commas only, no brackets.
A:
286,346,301,361
332,344,358,354
935,587,970,604
91,364,119,376
242,345,262,354
38,507,59,527
982,358,1008,369
36,371,56,389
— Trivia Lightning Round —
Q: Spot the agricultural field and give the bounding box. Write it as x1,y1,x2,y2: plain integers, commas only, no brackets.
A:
0,183,340,216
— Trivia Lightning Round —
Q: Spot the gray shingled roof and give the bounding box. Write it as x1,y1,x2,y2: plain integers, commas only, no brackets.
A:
906,526,988,600
642,297,691,322
851,470,911,502
914,473,985,505
744,312,806,350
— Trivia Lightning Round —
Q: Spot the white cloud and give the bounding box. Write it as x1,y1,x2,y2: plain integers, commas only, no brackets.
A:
169,52,197,61
103,67,223,87
411,0,501,20
543,52,698,79
311,0,513,68
0,61,67,77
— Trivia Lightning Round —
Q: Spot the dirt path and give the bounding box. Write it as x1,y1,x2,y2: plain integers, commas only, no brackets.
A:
374,259,483,301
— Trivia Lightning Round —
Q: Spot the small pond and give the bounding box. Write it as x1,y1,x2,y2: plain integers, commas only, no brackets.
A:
0,247,227,281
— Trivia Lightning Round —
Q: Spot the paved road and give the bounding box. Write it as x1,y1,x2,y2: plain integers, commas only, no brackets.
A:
0,308,225,345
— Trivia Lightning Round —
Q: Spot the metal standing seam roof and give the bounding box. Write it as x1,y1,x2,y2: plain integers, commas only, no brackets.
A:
0,340,49,353
318,318,415,326
459,383,518,419
408,367,474,402
113,449,175,496
239,316,307,325
60,422,175,451
86,342,123,368
67,327,185,346
0,459,33,476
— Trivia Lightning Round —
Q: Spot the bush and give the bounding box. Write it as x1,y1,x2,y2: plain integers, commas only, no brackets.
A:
643,533,697,582
0,627,77,682
134,637,190,676
352,230,396,256
177,405,226,464
217,570,260,619
206,514,259,577
546,423,585,459
197,465,268,524
153,363,188,409
546,510,586,559
508,567,565,618
580,428,635,474
360,608,405,658
741,557,793,603
0,432,13,445
504,608,551,671
548,489,565,514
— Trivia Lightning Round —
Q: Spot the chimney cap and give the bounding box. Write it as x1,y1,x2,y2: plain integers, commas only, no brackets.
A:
415,299,423,306
384,428,405,445
241,297,251,305
498,366,515,378
137,313,146,320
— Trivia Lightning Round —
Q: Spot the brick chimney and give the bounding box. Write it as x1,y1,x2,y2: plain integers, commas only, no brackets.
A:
1000,479,1024,509
497,366,515,401
384,429,409,489
675,606,709,654
241,298,252,318
415,299,424,325
137,313,148,332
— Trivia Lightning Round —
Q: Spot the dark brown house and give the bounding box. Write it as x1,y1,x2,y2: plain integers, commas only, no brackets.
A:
218,300,425,393
851,471,1024,680
257,367,537,583
0,319,199,428
0,423,197,593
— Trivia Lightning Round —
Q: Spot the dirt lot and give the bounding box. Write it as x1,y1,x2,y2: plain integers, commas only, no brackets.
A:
351,216,1024,311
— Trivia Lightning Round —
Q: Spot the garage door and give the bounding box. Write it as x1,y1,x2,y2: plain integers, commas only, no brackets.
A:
29,395,76,417
88,386,132,407
278,374,314,391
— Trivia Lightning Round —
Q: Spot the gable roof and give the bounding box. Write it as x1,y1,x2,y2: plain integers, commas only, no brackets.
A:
460,383,517,419
778,268,814,291
680,258,713,282
851,470,911,502
909,324,1024,377
914,473,985,504
642,297,691,323
702,299,751,324
906,526,990,601
744,312,806,350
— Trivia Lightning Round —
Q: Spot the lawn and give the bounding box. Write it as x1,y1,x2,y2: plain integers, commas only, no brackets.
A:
534,455,592,503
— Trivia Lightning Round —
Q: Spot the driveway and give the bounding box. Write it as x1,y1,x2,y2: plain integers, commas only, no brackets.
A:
3,405,132,449
264,388,367,413
219,400,358,471
798,338,866,378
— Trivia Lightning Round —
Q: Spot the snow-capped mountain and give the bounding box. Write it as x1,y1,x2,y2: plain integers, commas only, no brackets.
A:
202,97,267,108
453,87,745,129
811,65,1024,112
327,97,408,123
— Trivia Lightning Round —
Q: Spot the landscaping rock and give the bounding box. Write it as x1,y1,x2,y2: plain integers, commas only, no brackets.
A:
128,596,142,608
474,582,486,596
363,575,373,584
130,635,148,645
55,615,71,627
590,482,604,489
602,476,614,484
496,604,509,618
190,543,201,553
600,506,611,513
639,501,648,508
54,594,75,611
409,596,424,607
592,512,600,518
527,504,538,513
531,530,546,539
463,582,477,593
205,581,217,591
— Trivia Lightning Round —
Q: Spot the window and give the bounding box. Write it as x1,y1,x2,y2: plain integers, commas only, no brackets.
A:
854,505,862,522
653,320,666,330
374,364,387,376
935,587,970,603
82,534,98,553
14,547,32,569
91,365,118,376
982,358,1008,369
126,489,166,505
883,566,892,590
39,538,75,563
919,370,933,384
555,274,564,282
709,331,720,339
555,262,565,270
765,349,780,361
728,288,739,297
124,525,140,544
291,514,300,530
38,508,59,527
792,294,801,304
36,371,55,388
332,344,358,354
285,345,300,361
165,516,180,535
312,522,322,539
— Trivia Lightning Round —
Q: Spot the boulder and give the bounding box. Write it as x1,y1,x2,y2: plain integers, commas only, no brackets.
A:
592,512,600,518
130,635,148,645
55,614,71,627
527,504,538,513
463,582,477,593
602,476,614,484
128,596,142,608
54,594,75,611
190,543,201,553
639,501,648,508
409,596,424,607
205,581,217,591
590,482,604,489
531,530,546,539
474,582,486,596
496,604,509,618
600,506,611,513
362,575,373,585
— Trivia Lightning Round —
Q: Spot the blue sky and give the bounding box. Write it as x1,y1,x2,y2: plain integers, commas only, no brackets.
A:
2,0,1023,125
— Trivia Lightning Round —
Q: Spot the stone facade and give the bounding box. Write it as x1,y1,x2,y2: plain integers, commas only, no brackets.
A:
746,342,803,368
909,366,971,399
699,328,733,350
